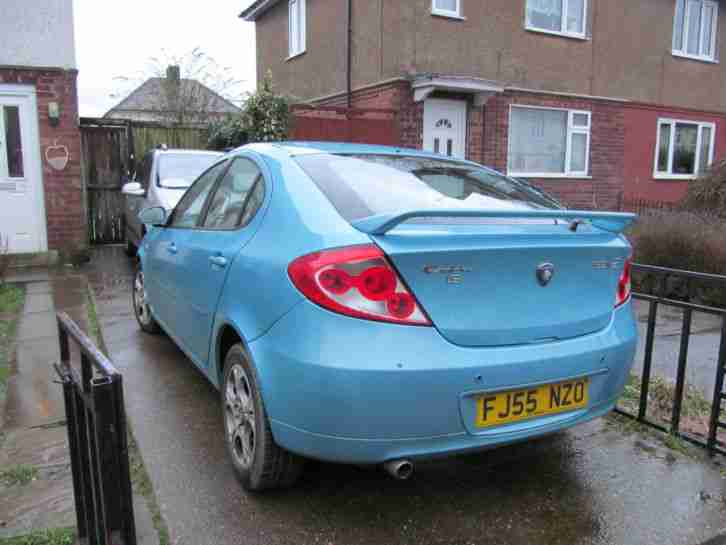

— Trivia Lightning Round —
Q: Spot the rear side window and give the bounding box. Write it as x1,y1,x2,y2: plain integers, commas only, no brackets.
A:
294,154,560,223
170,160,228,229
202,158,265,230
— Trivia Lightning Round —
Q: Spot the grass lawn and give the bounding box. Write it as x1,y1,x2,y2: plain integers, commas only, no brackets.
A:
0,284,25,402
0,528,75,545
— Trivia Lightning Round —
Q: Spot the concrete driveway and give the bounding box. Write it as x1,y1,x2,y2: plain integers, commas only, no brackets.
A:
86,246,726,545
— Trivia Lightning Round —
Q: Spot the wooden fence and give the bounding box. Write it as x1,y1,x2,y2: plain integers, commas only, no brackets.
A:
80,118,210,244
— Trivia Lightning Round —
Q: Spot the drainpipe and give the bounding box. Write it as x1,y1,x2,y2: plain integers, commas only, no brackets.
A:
346,0,353,109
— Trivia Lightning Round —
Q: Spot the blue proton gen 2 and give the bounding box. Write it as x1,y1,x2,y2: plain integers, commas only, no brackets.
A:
134,142,638,491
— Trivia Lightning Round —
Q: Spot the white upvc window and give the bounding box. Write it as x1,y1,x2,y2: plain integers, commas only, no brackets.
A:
508,105,591,178
288,0,306,58
432,0,462,18
525,0,587,39
654,118,715,179
673,0,719,62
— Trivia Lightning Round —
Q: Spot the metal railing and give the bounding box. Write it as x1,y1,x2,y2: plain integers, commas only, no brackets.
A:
54,311,137,545
616,264,726,456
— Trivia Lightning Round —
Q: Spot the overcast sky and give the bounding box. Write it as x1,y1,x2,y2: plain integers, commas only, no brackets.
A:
73,0,257,117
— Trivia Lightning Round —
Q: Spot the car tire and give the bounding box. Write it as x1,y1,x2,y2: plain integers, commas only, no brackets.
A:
132,266,161,334
222,344,303,491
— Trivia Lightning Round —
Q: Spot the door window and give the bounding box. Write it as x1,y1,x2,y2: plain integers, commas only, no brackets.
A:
169,160,228,228
2,106,24,178
202,158,265,230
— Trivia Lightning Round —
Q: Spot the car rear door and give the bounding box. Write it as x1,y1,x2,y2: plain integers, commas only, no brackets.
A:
172,155,268,368
144,159,228,332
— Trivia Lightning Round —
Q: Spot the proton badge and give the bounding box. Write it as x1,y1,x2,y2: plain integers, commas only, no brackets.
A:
536,263,555,287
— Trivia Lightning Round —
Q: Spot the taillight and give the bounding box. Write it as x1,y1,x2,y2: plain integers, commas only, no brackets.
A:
288,244,432,326
615,258,632,308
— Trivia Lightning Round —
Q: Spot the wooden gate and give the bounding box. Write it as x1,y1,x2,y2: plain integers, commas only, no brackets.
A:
81,118,210,245
290,106,400,146
81,120,131,245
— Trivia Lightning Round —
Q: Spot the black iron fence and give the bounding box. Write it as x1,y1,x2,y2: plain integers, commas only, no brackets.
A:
54,311,137,545
616,264,726,456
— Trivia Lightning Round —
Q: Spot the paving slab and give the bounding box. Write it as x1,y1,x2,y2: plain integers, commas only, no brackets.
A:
21,292,54,315
86,245,726,545
0,269,158,544
4,338,62,429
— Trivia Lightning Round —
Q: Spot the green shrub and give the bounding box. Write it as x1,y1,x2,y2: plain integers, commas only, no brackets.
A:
241,72,289,143
207,114,247,151
683,160,726,215
629,211,726,306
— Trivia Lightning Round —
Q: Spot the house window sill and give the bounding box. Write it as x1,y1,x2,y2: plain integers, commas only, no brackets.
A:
286,51,306,62
509,173,592,180
653,173,698,181
671,50,718,64
525,26,588,41
431,10,466,20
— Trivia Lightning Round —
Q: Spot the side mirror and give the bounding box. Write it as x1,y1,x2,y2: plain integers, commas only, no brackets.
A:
122,182,145,197
138,206,167,227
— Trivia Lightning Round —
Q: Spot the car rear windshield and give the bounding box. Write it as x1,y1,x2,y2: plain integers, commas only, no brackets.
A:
158,154,221,188
294,154,560,223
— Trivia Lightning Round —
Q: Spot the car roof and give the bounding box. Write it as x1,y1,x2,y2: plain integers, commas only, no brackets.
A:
154,149,224,157
239,141,483,167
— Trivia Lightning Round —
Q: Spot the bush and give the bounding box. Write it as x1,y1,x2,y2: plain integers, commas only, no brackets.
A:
682,160,726,216
241,72,289,143
207,114,247,151
206,72,289,150
628,211,726,306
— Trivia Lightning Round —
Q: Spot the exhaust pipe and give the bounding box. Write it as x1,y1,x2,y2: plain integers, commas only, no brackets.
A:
383,459,414,480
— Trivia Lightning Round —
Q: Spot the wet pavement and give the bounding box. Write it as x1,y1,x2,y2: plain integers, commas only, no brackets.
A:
0,266,156,542
83,245,726,545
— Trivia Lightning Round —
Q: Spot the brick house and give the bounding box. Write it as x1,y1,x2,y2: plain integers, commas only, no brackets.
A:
241,0,726,209
0,0,84,259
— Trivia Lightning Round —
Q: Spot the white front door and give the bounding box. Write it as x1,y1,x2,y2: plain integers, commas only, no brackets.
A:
0,85,46,254
423,99,467,159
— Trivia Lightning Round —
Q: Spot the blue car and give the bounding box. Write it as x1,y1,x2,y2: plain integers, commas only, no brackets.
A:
134,142,638,491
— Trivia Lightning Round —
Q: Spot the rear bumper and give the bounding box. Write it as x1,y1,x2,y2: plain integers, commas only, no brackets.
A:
270,395,617,464
249,299,637,464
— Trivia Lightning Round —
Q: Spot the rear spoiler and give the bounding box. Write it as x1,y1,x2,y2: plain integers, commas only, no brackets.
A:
351,209,637,236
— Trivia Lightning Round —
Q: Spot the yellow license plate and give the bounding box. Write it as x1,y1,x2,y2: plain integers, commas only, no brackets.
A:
476,378,589,428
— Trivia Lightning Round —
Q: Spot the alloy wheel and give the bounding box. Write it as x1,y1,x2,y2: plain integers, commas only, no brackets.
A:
133,271,152,326
225,364,256,469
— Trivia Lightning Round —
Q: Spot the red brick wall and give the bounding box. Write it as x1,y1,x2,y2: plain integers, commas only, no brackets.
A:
622,103,726,203
481,91,626,210
0,67,84,254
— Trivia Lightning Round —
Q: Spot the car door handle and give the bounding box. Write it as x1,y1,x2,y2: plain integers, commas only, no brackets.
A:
209,255,228,268
167,243,178,255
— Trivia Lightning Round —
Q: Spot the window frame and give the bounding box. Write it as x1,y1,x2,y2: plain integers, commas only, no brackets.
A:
672,0,719,62
653,118,716,180
525,0,588,40
198,157,267,232
507,105,592,179
167,159,230,230
288,0,306,59
431,0,463,19
1,105,26,180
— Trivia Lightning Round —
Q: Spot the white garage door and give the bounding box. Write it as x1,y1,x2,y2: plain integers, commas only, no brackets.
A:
0,85,46,254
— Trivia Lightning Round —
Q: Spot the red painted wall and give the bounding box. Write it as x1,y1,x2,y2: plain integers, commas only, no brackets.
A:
622,103,726,203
